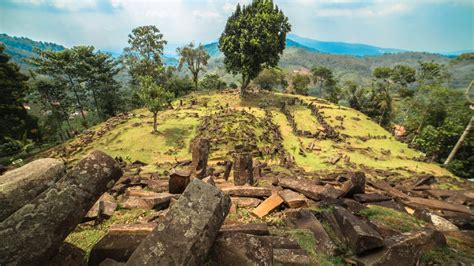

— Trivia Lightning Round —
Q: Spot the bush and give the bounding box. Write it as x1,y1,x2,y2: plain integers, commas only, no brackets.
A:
0,138,23,157
200,74,226,90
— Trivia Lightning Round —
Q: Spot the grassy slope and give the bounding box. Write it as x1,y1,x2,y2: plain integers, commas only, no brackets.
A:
56,90,452,179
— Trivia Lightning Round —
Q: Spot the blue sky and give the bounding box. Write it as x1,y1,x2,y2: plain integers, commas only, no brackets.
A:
0,0,472,54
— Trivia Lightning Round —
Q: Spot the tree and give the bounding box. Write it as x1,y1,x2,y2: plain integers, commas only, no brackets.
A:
30,78,72,141
311,66,336,97
444,81,473,165
219,0,291,96
138,76,174,133
418,61,450,86
343,81,363,110
29,47,89,125
199,74,226,91
123,26,167,84
292,74,311,95
177,42,210,90
0,44,39,147
373,65,416,97
253,68,287,91
165,75,194,97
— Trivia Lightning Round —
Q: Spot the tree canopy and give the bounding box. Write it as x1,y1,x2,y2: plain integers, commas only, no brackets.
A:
177,42,210,89
219,0,291,96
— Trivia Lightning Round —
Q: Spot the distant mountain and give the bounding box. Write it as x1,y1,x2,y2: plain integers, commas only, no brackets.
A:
0,33,65,69
287,34,405,56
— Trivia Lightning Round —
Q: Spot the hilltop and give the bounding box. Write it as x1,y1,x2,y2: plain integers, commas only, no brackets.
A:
41,90,459,186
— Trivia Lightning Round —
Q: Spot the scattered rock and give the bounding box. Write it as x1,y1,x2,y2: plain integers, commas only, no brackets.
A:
221,186,272,198
231,197,262,208
190,138,210,179
121,193,178,210
403,196,470,214
202,176,215,186
340,171,366,198
85,193,117,221
286,209,338,256
332,206,384,255
354,193,391,203
168,168,191,194
126,179,231,265
429,213,460,232
353,229,446,266
0,158,65,221
209,233,273,265
278,189,307,208
252,194,284,218
370,180,407,199
273,249,311,266
233,152,254,186
0,150,122,265
219,223,269,235
279,178,327,201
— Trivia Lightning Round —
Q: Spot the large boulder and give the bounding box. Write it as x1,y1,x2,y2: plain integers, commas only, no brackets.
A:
332,206,384,255
354,229,446,266
126,179,231,265
0,158,65,221
286,209,338,256
0,150,122,265
209,233,273,265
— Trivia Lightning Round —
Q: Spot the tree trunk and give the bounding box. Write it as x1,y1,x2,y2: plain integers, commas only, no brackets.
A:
91,86,103,122
193,72,199,90
240,75,250,98
153,112,158,133
444,115,473,165
67,76,88,127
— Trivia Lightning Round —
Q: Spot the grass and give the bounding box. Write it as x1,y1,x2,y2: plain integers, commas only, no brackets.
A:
39,90,456,179
358,205,425,233
65,208,156,260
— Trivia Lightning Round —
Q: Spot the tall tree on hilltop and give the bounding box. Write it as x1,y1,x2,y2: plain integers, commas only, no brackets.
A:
0,44,39,145
123,25,167,84
177,42,210,90
219,0,291,97
138,76,174,133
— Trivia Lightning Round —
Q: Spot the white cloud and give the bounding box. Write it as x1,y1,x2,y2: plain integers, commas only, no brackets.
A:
13,0,96,11
313,1,412,17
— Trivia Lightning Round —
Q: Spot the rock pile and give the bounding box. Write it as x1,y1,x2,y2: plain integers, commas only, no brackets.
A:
0,151,122,265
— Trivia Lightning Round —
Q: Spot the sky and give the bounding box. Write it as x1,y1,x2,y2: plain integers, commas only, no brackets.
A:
0,0,473,55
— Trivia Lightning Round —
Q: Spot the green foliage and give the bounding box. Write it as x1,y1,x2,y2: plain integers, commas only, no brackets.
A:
199,73,226,91
138,76,174,132
342,80,363,110
0,44,40,144
229,82,238,89
164,75,194,97
177,42,210,89
123,25,167,84
219,0,291,94
292,74,311,95
311,66,339,102
418,61,450,86
253,67,287,91
359,205,425,232
358,82,392,126
373,65,416,97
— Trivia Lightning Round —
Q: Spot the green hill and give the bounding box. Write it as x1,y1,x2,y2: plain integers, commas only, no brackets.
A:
41,90,455,183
